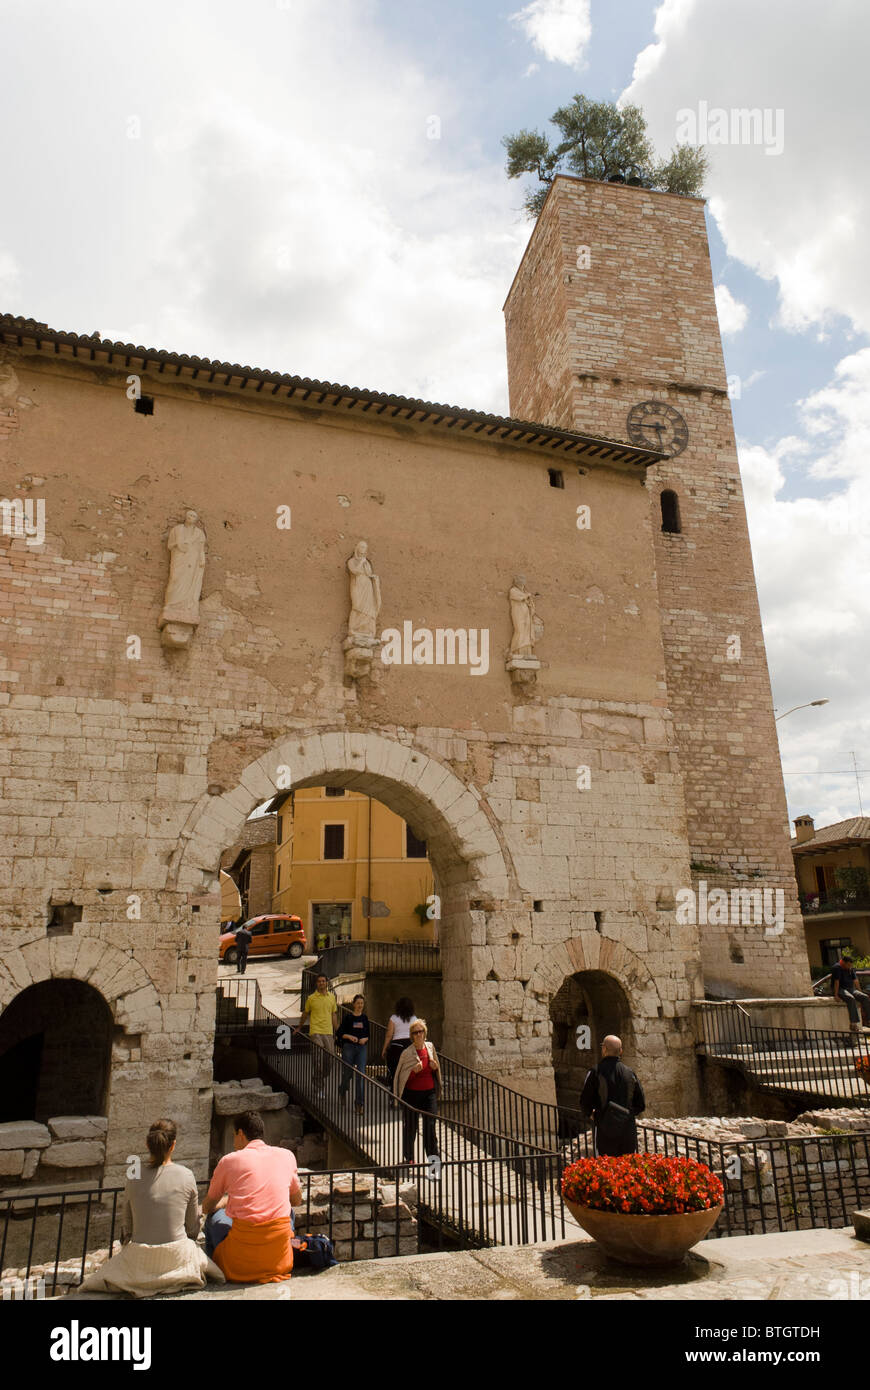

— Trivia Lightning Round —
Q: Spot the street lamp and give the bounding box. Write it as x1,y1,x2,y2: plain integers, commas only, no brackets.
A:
775,699,829,722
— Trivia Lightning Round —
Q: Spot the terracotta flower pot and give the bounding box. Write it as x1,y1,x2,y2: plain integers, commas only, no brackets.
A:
564,1200,723,1266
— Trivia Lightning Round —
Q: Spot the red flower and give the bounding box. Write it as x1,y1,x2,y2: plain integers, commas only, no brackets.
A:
561,1155,723,1216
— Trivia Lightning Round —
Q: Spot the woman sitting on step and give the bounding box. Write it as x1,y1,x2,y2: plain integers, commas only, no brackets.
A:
77,1119,225,1298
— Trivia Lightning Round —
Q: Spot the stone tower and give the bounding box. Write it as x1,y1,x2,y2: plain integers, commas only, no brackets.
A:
504,175,809,998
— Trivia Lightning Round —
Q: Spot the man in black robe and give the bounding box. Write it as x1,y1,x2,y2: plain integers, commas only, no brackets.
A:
579,1034,646,1157
234,923,253,975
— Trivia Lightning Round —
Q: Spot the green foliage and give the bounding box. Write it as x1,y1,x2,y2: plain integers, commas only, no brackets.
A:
413,902,430,926
835,866,869,896
503,94,707,218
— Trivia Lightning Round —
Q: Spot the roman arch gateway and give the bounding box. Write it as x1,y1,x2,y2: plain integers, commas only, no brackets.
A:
0,177,810,1180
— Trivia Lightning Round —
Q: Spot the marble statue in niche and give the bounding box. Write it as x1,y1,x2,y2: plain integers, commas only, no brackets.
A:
343,540,383,677
506,574,543,686
159,509,207,649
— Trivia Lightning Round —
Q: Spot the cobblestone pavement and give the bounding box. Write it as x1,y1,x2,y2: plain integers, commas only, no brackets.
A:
65,1226,870,1302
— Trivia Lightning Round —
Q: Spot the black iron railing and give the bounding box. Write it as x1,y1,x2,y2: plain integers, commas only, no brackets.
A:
636,1125,870,1238
7,1124,870,1293
300,942,441,1005
0,1151,572,1296
215,977,271,1034
695,1001,870,1107
225,979,586,1156
800,890,870,916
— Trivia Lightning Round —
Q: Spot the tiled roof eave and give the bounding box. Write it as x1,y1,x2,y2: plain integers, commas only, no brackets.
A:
0,313,664,469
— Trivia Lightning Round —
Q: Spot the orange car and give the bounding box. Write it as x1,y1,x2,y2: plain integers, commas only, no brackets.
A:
219,914,306,964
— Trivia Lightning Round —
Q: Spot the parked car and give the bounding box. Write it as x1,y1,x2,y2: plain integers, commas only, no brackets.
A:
813,969,870,997
219,914,306,964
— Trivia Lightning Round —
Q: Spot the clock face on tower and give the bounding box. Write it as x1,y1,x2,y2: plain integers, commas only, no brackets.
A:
626,401,689,458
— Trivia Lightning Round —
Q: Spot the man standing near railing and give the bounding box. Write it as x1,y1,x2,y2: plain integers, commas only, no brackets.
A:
578,1035,646,1158
831,952,870,1033
303,973,338,1095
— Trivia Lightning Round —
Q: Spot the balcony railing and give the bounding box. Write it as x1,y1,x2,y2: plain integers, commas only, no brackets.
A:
800,890,870,916
301,942,441,1004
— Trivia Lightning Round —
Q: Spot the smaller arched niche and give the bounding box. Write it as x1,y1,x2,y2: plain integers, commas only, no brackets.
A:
660,489,682,534
0,980,113,1123
549,970,635,1111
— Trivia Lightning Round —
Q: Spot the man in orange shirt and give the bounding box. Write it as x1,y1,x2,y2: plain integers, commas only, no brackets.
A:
203,1110,303,1283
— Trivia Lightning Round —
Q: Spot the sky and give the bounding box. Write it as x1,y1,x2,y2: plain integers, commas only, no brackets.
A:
1,0,867,830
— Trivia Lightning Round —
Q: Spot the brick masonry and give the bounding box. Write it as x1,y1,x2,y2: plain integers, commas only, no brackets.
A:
504,175,809,1000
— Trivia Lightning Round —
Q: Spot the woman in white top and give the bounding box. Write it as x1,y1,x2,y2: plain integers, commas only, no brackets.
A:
382,996,418,1094
78,1118,224,1298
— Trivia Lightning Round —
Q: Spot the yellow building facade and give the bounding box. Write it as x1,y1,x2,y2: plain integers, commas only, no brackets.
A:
270,787,436,947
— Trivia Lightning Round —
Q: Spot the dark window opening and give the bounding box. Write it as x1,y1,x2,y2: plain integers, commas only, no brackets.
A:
821,937,853,967
594,911,604,932
533,900,544,913
323,824,345,860
729,944,745,964
548,469,565,489
325,786,346,797
276,814,284,843
47,903,82,937
405,825,427,859
134,395,154,416
276,864,282,891
660,489,681,534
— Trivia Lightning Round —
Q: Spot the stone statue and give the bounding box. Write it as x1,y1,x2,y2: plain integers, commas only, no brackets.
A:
343,541,382,677
506,574,543,687
159,509,207,648
509,575,539,657
347,540,381,640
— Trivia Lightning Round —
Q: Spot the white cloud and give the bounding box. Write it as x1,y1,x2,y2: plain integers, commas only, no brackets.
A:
621,0,870,825
622,0,870,339
0,0,527,413
713,283,748,335
510,0,592,68
739,361,870,824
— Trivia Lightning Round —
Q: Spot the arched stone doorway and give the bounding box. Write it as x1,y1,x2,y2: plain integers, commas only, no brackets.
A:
0,979,113,1123
170,730,516,1070
550,970,635,1110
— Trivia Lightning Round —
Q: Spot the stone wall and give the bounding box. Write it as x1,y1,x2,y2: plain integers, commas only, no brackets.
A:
0,324,712,1141
641,1110,870,1236
0,1115,107,1187
296,1171,418,1261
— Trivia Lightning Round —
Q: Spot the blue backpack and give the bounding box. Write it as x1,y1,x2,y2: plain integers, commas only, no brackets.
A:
292,1233,338,1271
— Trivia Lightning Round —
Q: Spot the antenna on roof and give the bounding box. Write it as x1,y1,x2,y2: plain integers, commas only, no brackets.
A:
851,752,865,816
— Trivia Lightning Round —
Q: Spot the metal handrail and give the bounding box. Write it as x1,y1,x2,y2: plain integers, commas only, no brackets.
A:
8,1124,870,1293
300,941,442,1005
223,980,586,1154
695,999,868,1106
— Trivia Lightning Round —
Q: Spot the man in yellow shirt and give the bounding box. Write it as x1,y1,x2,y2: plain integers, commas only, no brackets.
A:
304,974,338,1093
